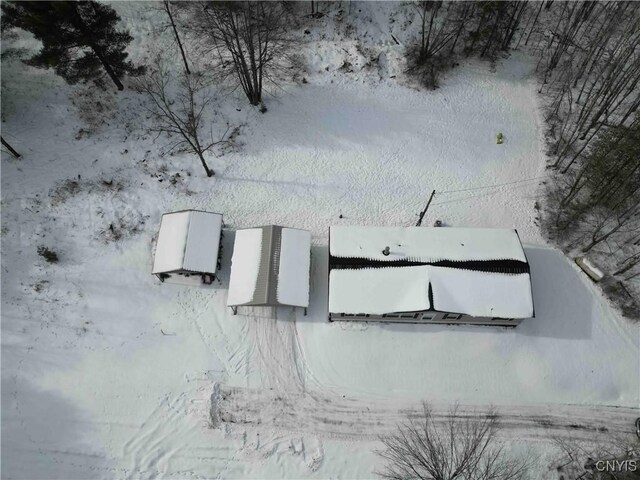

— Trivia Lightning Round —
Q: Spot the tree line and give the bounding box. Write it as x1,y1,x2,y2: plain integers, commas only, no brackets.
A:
527,1,640,308
406,1,529,89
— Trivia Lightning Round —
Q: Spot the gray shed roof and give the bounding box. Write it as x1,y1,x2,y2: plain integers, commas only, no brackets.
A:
227,225,311,308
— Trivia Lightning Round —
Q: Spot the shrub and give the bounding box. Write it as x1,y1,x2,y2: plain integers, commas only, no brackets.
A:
405,46,452,90
37,246,59,263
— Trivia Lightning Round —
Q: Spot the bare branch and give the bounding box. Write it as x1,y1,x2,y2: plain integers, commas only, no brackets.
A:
135,56,239,177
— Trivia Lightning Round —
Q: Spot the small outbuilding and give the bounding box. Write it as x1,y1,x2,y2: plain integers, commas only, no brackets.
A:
328,226,534,326
152,209,223,285
227,225,311,314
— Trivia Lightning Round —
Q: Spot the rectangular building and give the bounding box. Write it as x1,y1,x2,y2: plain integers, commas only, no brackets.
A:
328,226,534,326
228,225,311,314
152,210,223,285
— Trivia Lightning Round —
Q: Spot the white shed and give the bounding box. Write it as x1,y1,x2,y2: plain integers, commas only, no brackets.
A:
227,225,311,314
152,210,223,285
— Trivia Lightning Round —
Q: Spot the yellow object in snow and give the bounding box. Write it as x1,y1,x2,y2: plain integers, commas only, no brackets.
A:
496,132,503,144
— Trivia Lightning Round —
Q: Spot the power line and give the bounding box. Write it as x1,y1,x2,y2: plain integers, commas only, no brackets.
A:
439,176,546,195
432,183,543,206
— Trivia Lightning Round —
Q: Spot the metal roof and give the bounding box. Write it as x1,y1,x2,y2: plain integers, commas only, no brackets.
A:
152,210,223,275
227,225,311,308
328,226,534,319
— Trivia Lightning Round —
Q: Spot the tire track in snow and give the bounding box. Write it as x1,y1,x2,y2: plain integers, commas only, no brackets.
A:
217,385,639,443
215,312,639,446
177,288,251,380
244,308,308,393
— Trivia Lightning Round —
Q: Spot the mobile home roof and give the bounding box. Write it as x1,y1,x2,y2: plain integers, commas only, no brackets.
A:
328,226,534,319
329,266,534,318
330,226,528,263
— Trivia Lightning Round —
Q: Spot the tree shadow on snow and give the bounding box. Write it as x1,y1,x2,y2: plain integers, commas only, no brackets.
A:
1,376,109,479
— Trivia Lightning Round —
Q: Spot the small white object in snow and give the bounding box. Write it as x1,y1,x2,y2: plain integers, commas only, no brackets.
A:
575,257,605,282
330,226,527,263
227,228,263,305
152,210,223,275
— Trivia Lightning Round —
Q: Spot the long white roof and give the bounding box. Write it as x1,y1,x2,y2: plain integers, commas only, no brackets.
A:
330,226,527,263
226,228,263,305
152,210,223,274
329,266,533,319
277,228,312,307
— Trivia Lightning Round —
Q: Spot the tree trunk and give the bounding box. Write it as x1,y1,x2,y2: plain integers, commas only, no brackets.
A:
1,136,21,158
582,206,638,253
164,1,190,75
480,6,503,57
197,150,214,177
94,46,124,90
525,1,544,46
613,254,640,276
71,3,124,91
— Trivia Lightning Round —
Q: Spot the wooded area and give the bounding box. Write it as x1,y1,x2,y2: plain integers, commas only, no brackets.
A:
529,1,640,313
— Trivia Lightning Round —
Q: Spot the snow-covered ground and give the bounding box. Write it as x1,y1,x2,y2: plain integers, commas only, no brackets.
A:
2,2,639,479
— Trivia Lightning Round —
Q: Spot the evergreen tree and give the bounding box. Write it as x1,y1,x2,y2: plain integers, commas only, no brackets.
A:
1,1,144,90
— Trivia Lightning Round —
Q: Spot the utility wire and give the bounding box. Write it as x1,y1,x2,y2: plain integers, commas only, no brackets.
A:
432,183,543,206
438,176,547,195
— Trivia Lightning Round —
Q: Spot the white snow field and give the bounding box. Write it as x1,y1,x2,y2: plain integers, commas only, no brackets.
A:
2,2,639,479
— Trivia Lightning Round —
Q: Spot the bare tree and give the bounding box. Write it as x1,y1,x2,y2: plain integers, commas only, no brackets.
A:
186,1,291,106
136,60,236,177
614,249,640,277
376,403,530,480
413,1,453,61
550,435,640,480
406,1,459,90
581,204,639,254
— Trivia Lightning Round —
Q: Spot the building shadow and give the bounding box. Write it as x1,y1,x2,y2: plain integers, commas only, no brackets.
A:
297,245,329,324
213,228,235,291
517,246,594,340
